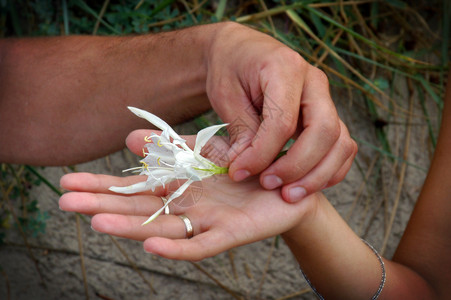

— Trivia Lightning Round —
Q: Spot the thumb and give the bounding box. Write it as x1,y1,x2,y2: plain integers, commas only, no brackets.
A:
226,114,260,161
215,96,261,169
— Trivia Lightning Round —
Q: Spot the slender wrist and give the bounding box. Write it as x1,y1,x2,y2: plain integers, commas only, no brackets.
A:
281,193,389,299
281,192,324,242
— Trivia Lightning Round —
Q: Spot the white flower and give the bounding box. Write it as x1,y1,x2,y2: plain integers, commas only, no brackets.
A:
109,107,228,225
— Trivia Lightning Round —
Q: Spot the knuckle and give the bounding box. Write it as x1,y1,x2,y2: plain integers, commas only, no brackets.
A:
328,174,343,187
221,21,240,29
293,160,310,178
319,117,340,145
341,139,355,159
214,22,244,40
208,79,229,101
309,66,329,83
308,180,326,193
278,47,303,63
277,112,298,138
291,53,307,71
132,198,140,216
249,153,273,173
228,121,254,145
350,139,358,157
338,134,356,155
260,155,274,169
269,46,305,70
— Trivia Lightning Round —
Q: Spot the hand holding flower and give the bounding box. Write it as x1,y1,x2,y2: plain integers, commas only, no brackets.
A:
207,23,357,203
59,130,319,260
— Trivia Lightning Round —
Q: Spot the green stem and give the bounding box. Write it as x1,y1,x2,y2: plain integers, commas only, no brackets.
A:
25,166,62,196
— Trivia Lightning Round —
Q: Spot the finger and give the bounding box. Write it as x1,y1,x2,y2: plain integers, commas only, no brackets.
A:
59,192,181,216
126,129,163,157
228,51,304,182
91,214,188,241
260,67,341,194
224,101,261,165
143,229,233,261
195,135,231,167
126,129,197,157
280,121,357,202
207,69,261,168
60,172,166,195
325,149,357,188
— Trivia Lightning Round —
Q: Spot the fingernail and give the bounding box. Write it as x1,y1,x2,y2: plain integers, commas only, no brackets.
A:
233,169,251,181
288,186,307,202
262,175,283,189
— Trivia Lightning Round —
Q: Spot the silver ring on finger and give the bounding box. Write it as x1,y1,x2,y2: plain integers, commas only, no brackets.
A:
179,215,194,239
161,197,170,215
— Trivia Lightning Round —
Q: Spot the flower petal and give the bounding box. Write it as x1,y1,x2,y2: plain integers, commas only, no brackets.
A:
174,151,198,165
183,166,202,181
141,179,194,225
128,107,190,150
145,170,176,189
194,124,228,156
143,140,176,168
109,181,149,194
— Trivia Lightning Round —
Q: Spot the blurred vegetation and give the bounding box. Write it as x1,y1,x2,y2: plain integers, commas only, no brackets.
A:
0,0,449,298
0,165,49,243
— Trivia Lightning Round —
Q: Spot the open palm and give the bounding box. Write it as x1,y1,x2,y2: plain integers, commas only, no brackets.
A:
59,130,318,260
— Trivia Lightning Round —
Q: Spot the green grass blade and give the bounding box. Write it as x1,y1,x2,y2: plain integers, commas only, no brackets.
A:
305,5,429,65
286,9,398,113
6,1,22,36
442,0,450,66
62,0,70,35
336,48,444,97
73,0,121,34
416,85,437,148
352,137,427,172
308,9,326,38
286,8,313,35
264,22,393,113
415,75,444,110
236,2,305,23
25,166,62,196
148,0,176,19
335,48,413,78
215,0,227,21
370,1,379,28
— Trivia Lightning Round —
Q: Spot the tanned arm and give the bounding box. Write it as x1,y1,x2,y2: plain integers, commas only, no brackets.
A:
0,27,213,165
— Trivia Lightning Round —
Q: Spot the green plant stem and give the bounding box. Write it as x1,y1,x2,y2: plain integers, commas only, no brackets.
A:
25,166,62,196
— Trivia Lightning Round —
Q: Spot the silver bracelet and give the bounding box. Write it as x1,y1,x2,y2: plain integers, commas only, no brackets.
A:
300,239,386,300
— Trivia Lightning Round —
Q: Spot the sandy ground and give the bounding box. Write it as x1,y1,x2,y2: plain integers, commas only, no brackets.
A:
0,83,437,299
